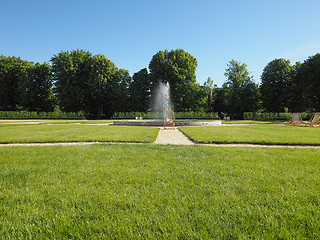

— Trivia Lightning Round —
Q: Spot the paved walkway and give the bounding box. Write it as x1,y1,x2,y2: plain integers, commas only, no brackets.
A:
154,128,194,145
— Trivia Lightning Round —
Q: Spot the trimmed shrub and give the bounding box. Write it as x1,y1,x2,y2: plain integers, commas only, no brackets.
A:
111,112,220,120
0,111,85,120
174,111,219,119
244,112,314,121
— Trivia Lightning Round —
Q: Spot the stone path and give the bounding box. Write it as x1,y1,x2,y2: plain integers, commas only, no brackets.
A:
154,128,194,145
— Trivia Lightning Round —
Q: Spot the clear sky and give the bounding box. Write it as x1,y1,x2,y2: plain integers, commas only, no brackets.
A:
1,0,320,86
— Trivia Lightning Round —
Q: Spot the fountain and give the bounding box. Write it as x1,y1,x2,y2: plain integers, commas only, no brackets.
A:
113,81,221,127
152,81,173,113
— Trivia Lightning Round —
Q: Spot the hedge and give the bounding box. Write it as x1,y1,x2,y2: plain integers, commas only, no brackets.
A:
111,111,220,120
0,111,85,120
243,112,314,121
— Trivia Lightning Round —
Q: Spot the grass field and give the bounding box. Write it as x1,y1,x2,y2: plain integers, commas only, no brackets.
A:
0,144,319,239
1,120,320,238
0,124,159,143
180,125,320,145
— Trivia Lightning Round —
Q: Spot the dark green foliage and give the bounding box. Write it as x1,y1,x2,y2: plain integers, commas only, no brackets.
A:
0,56,29,110
243,112,313,121
20,62,54,112
111,111,219,119
197,77,216,112
261,58,293,112
51,50,130,119
222,60,260,119
0,56,54,112
294,53,320,111
285,62,303,112
110,68,131,114
85,54,120,118
260,55,320,113
0,110,85,119
111,112,148,119
211,87,225,116
129,68,151,112
244,112,292,121
174,111,219,119
51,50,93,113
2,50,319,118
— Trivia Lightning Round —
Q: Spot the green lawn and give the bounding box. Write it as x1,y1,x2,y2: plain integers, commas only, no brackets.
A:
180,125,320,145
0,144,319,239
0,124,158,143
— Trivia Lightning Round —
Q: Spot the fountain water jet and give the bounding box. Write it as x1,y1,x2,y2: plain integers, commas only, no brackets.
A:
152,81,173,113
151,81,175,128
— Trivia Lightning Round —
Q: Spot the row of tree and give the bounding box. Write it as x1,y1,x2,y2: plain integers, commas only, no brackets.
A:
0,56,53,112
260,56,320,113
0,49,206,118
0,51,134,118
1,49,319,119
209,54,320,118
51,50,132,118
211,60,260,119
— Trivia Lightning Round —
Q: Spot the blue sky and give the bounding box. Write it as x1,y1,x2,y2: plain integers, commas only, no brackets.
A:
1,0,320,86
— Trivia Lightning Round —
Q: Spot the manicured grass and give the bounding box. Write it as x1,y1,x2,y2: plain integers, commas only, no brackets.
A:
0,144,319,239
0,124,158,143
180,125,320,145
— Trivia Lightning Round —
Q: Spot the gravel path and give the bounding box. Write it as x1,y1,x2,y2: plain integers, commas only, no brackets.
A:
154,128,194,145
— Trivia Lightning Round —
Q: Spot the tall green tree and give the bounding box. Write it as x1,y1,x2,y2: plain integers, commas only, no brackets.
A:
211,87,225,117
223,59,260,119
0,56,53,111
51,49,93,112
286,61,303,112
149,49,199,111
198,77,215,112
260,58,293,112
129,68,151,112
52,50,128,118
86,54,119,118
0,56,29,110
294,53,320,111
19,62,54,111
111,68,131,113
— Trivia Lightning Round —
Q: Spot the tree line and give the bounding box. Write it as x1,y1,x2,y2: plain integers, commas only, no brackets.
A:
0,49,319,119
208,54,320,119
